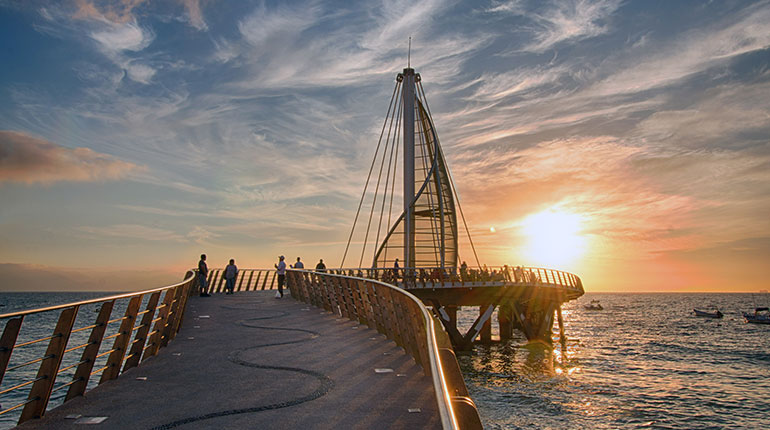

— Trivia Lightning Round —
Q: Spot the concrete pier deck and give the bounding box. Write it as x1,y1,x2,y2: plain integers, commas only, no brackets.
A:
17,291,440,429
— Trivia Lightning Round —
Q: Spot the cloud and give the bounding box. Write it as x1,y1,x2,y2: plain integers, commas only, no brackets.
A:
489,0,622,53
74,0,207,30
590,3,770,97
0,131,141,185
79,224,184,241
90,20,153,53
179,0,207,30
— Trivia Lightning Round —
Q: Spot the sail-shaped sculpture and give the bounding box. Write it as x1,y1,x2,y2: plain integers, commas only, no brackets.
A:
373,70,458,271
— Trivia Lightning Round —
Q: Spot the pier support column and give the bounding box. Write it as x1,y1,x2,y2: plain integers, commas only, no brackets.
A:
446,305,458,330
556,305,567,359
498,303,513,341
479,305,492,344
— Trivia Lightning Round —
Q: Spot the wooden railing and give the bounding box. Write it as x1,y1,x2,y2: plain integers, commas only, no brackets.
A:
319,265,584,297
0,272,196,426
202,268,278,293
201,265,583,299
286,269,483,430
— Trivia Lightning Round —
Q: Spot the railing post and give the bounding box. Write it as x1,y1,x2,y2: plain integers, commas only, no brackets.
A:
350,280,367,326
358,280,376,329
99,296,141,384
321,275,334,311
161,285,187,347
251,271,261,292
20,306,79,424
122,292,160,371
0,316,23,386
143,289,174,362
209,270,221,294
215,271,226,294
66,301,114,401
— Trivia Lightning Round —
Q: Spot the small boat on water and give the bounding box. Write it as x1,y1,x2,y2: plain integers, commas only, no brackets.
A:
693,308,723,318
584,300,603,311
743,307,770,324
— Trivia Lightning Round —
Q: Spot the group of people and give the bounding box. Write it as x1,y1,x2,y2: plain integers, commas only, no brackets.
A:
196,254,328,299
197,254,239,297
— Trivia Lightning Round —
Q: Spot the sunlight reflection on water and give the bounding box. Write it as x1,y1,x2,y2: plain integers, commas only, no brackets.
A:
456,293,770,429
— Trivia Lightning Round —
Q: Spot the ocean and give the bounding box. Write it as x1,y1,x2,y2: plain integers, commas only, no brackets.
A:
0,292,768,429
457,293,770,429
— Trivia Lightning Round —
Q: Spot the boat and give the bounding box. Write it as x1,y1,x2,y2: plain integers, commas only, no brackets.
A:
693,308,723,318
584,300,603,311
743,307,770,324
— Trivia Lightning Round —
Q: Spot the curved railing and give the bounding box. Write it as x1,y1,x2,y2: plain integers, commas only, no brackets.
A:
199,265,583,300
0,272,196,426
320,265,584,299
286,269,483,430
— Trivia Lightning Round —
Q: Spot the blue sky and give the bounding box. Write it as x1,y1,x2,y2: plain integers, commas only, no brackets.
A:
1,0,769,291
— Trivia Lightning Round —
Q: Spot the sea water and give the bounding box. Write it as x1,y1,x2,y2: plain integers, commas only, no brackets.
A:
457,293,770,429
0,292,767,429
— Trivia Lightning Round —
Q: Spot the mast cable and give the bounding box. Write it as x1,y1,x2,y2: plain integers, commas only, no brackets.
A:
359,82,402,268
341,82,400,268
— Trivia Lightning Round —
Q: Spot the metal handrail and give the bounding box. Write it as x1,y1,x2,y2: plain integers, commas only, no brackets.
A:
286,269,482,429
0,275,194,320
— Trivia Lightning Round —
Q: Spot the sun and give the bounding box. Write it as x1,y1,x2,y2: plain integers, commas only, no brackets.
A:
520,209,587,267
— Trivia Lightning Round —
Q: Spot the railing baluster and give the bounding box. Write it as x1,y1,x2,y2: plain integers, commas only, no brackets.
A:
250,270,261,292
19,305,79,423
66,301,114,401
143,290,174,362
0,316,23,386
99,296,141,383
122,292,160,372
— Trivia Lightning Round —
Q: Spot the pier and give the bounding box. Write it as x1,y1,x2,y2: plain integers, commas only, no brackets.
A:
0,271,481,429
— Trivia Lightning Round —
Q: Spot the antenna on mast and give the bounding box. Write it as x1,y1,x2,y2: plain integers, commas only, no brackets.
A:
408,36,411,68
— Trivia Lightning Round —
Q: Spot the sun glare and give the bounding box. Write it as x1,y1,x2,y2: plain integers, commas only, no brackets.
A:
520,209,587,267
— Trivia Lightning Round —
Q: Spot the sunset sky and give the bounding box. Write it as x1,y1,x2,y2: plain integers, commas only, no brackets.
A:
1,0,769,292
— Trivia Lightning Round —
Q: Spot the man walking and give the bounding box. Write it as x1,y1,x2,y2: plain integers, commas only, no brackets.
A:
224,259,238,294
274,255,286,298
198,254,210,297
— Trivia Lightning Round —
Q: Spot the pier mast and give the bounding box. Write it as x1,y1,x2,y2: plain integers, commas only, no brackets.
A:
402,67,416,270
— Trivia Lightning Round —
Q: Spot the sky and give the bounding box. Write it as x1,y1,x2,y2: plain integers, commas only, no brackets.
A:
1,0,769,292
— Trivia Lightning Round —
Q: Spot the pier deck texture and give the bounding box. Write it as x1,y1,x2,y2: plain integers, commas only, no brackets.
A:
17,291,440,429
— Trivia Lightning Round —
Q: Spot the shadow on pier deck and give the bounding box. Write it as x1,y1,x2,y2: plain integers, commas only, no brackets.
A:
16,291,441,429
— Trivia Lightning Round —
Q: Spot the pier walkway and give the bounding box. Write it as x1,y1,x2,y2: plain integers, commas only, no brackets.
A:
17,291,440,429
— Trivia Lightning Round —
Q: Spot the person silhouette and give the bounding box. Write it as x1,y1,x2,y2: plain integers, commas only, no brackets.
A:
224,259,238,294
198,254,210,297
315,259,327,272
274,255,286,298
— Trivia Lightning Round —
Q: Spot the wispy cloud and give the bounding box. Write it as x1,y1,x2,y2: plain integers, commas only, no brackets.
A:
0,131,142,185
73,0,207,30
489,0,622,53
79,224,185,242
590,2,770,97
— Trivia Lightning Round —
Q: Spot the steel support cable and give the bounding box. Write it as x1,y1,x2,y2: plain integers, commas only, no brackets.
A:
418,82,481,267
415,101,441,266
340,81,401,267
384,125,401,263
358,86,403,269
372,96,402,267
381,103,402,266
